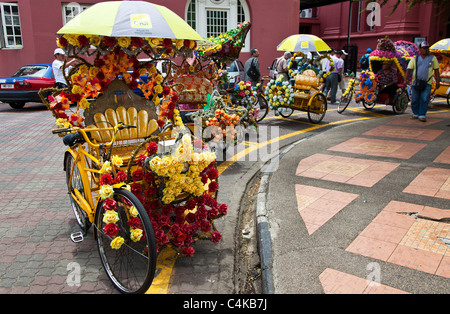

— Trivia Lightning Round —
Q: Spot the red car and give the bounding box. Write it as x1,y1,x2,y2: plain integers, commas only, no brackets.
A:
0,64,55,109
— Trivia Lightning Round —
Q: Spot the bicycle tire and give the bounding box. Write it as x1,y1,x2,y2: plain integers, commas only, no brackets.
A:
307,93,327,124
95,188,157,294
64,154,91,234
254,95,269,122
337,91,353,114
279,107,294,118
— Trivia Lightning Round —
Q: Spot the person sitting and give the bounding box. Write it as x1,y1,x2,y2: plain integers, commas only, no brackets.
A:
376,61,398,105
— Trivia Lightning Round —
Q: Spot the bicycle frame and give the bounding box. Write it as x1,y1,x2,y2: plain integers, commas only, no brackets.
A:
59,124,132,224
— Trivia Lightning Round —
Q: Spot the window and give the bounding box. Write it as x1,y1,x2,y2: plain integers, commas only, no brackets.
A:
62,2,90,25
0,2,22,49
186,0,250,52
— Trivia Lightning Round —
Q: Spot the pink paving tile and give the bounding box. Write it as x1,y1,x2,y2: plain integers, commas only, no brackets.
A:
328,137,427,159
436,256,450,278
387,245,444,275
388,117,443,126
346,235,398,261
296,153,400,187
295,184,359,235
362,125,444,141
403,167,450,200
319,268,409,294
434,146,450,164
346,200,450,278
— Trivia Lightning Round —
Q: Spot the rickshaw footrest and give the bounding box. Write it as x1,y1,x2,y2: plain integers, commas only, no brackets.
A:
71,231,84,243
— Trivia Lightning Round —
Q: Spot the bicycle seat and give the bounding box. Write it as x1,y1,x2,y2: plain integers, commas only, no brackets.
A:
63,132,85,146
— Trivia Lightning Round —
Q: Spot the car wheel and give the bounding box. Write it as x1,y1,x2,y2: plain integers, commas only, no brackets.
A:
9,102,25,109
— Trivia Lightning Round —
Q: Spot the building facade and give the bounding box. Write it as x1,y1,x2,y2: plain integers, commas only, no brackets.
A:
0,0,447,78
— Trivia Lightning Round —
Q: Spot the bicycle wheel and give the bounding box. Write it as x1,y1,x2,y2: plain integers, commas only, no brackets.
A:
95,188,157,294
65,154,91,234
337,91,353,113
393,93,408,114
279,107,294,118
253,95,269,122
308,93,327,124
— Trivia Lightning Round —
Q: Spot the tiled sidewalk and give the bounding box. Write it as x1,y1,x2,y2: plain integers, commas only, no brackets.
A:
291,112,450,293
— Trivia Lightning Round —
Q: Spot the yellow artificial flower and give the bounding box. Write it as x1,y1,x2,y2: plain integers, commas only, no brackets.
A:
56,118,71,128
88,66,99,78
111,155,123,168
129,206,139,218
118,37,131,48
99,161,112,174
110,236,124,249
99,185,114,200
79,98,90,110
175,39,184,49
71,84,82,95
88,35,101,46
149,156,162,172
155,74,164,84
130,228,143,242
79,64,89,74
154,84,163,94
103,210,119,224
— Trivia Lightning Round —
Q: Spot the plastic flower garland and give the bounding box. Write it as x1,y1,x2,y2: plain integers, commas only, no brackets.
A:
287,52,334,81
233,81,256,105
342,77,357,98
135,134,227,256
264,77,295,109
355,70,377,103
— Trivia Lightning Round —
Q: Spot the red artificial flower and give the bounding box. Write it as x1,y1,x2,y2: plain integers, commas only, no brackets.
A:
132,169,144,181
103,36,116,47
185,199,197,210
127,217,142,229
128,80,138,90
131,37,143,47
218,203,228,215
78,35,89,47
157,119,165,128
162,38,172,48
131,69,140,79
103,198,117,211
146,142,158,155
183,40,191,48
162,86,171,96
200,220,211,232
207,209,218,220
208,181,218,193
158,215,170,227
144,172,155,184
206,168,219,180
161,204,172,216
114,170,127,183
181,246,195,257
100,174,113,186
137,154,146,167
144,186,157,198
131,182,142,195
103,223,120,237
210,231,222,243
94,58,105,68
58,36,68,48
174,206,186,217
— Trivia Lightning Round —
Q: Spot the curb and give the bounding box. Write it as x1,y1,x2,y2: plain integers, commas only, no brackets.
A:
255,135,312,294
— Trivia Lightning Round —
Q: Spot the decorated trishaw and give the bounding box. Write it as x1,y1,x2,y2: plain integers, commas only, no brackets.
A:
351,37,416,114
175,21,264,147
430,38,450,106
38,1,231,294
263,34,332,123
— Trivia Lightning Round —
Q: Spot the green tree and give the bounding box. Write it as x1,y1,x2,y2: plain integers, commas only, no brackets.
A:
371,0,449,22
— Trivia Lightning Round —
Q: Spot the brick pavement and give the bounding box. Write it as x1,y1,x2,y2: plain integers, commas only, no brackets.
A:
0,104,117,294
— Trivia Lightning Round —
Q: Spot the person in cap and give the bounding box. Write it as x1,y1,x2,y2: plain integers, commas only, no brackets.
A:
376,60,398,105
52,48,75,89
405,41,440,122
276,51,292,81
323,49,344,104
360,48,372,71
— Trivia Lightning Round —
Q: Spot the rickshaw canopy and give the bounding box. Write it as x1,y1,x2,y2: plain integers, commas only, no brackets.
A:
277,34,331,53
57,1,203,41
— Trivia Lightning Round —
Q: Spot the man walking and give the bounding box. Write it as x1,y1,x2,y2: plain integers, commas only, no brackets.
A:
323,50,344,104
405,41,440,122
244,48,260,86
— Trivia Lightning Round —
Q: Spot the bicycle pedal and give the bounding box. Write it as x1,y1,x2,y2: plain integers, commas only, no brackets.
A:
70,231,84,243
